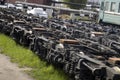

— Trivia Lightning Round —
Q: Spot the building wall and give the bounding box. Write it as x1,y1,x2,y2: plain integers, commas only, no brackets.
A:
8,0,24,3
27,0,44,4
7,0,51,5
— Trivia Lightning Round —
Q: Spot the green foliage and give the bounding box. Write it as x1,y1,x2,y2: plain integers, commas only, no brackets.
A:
0,34,69,80
46,0,52,5
63,0,87,9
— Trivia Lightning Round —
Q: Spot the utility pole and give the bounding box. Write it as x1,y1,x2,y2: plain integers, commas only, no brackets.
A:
7,0,9,8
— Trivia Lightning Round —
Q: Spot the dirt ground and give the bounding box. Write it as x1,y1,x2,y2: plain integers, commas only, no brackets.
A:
0,54,34,80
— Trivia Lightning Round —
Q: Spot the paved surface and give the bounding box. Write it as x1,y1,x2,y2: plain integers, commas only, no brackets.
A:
0,54,34,80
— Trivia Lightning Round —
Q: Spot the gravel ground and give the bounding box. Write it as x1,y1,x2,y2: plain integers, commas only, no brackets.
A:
0,53,34,80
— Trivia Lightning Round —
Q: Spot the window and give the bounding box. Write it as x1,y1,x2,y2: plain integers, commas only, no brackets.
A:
110,2,116,12
119,3,120,13
101,2,104,10
105,2,109,11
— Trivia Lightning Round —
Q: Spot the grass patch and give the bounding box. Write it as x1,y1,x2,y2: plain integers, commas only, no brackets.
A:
0,34,69,80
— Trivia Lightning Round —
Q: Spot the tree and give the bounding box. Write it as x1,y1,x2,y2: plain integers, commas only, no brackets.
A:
46,0,52,5
0,0,6,5
63,0,87,9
